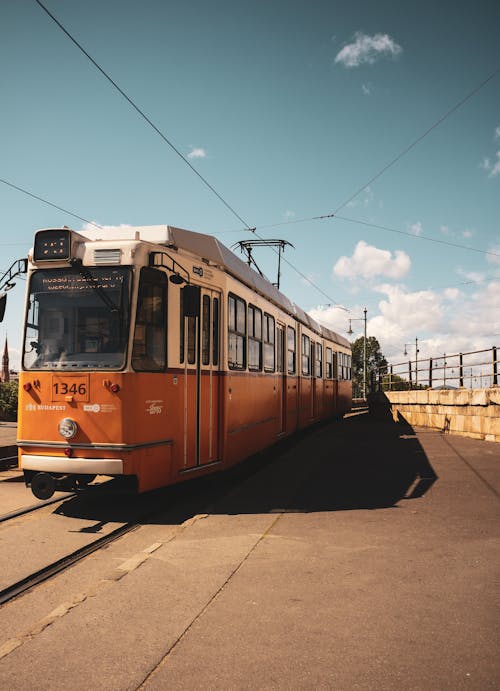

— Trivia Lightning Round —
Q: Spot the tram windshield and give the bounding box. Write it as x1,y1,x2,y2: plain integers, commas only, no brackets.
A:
23,267,131,370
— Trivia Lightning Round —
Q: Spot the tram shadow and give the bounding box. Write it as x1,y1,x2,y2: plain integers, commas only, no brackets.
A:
54,409,437,525
213,409,437,515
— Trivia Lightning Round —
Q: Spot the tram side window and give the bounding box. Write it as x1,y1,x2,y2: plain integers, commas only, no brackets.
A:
302,334,311,376
228,294,246,370
248,304,262,371
277,326,284,373
263,313,275,372
180,291,197,365
287,326,296,374
212,297,219,366
316,343,323,378
202,295,210,365
333,351,338,379
339,352,352,380
132,268,167,371
326,347,332,379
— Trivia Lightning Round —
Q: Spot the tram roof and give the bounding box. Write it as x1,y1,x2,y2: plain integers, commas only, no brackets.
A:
80,224,350,349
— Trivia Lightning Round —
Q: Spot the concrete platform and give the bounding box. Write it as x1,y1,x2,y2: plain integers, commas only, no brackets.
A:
0,412,498,690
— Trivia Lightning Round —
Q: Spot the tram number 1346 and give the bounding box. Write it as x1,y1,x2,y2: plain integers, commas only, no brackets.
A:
53,382,87,395
51,375,90,402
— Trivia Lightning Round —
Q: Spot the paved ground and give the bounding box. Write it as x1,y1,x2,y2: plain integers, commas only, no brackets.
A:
0,411,498,690
0,421,16,448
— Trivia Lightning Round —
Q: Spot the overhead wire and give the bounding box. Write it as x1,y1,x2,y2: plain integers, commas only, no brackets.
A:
30,3,500,310
33,0,348,311
329,66,500,216
0,178,102,229
239,65,500,256
34,0,252,231
250,213,500,259
333,215,500,260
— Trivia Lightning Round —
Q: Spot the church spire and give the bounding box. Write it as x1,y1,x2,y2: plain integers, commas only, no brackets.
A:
1,337,9,383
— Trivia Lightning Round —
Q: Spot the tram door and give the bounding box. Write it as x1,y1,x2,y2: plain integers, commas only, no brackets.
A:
181,286,221,468
276,323,286,434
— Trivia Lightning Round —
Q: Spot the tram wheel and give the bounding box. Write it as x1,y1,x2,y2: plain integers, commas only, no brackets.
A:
31,472,56,500
75,474,97,489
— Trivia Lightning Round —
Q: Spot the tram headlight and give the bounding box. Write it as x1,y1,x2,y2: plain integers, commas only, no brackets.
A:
58,417,78,440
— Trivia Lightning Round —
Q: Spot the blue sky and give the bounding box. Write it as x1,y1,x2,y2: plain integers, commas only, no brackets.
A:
1,0,499,369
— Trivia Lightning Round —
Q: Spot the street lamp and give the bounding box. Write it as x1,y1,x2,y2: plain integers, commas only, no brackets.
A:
347,307,367,399
404,337,419,387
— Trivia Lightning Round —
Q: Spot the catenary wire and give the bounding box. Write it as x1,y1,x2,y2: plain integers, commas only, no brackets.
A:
333,215,500,259
0,173,348,312
0,178,102,229
31,3,499,308
237,66,500,254
329,66,500,215
34,0,252,231
243,213,500,260
31,0,351,312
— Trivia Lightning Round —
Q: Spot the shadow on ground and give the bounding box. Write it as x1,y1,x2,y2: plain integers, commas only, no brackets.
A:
54,410,438,527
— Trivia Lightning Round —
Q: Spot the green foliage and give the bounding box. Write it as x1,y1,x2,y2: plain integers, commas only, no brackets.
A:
0,381,18,421
351,336,388,397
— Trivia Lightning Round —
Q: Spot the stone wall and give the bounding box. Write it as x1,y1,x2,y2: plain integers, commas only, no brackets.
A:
369,388,500,443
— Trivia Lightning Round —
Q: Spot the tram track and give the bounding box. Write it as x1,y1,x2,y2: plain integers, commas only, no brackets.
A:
0,492,76,524
0,472,224,608
0,455,18,470
0,520,140,607
0,420,337,610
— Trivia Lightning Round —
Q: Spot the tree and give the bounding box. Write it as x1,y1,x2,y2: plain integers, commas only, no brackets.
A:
351,336,387,397
0,381,18,421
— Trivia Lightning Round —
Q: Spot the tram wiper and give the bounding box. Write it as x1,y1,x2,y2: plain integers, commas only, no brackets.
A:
70,259,120,313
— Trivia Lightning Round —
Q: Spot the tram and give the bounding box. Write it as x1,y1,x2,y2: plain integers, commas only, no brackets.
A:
12,225,352,499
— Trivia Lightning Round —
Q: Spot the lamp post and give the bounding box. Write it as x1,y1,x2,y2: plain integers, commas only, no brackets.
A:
404,337,419,387
347,308,367,399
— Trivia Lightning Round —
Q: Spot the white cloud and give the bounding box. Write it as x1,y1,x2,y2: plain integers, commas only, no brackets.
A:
311,273,500,373
335,32,402,68
80,222,132,233
409,221,423,236
439,225,476,240
333,241,410,280
489,151,500,177
486,245,500,266
187,147,207,159
284,210,296,219
308,304,351,335
481,127,500,177
457,268,486,284
346,185,374,208
361,83,371,95
443,288,460,301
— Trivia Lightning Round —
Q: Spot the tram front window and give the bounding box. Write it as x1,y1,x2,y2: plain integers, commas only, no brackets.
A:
23,267,131,370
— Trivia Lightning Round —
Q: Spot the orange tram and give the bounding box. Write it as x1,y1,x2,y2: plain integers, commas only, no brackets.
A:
14,225,352,499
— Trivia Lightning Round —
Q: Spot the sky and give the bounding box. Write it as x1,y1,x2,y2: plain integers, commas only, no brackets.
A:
1,0,499,373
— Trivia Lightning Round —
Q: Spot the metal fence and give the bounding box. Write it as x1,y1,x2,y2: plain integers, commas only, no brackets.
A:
375,346,499,391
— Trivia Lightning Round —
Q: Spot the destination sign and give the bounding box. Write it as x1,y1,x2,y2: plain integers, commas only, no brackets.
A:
34,229,71,261
34,269,127,294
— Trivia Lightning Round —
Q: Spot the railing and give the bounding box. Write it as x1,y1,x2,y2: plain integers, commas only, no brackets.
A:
374,346,498,391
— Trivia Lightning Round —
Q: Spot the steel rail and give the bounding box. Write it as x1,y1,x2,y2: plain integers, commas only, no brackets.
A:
0,493,75,524
0,520,140,606
0,455,18,468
